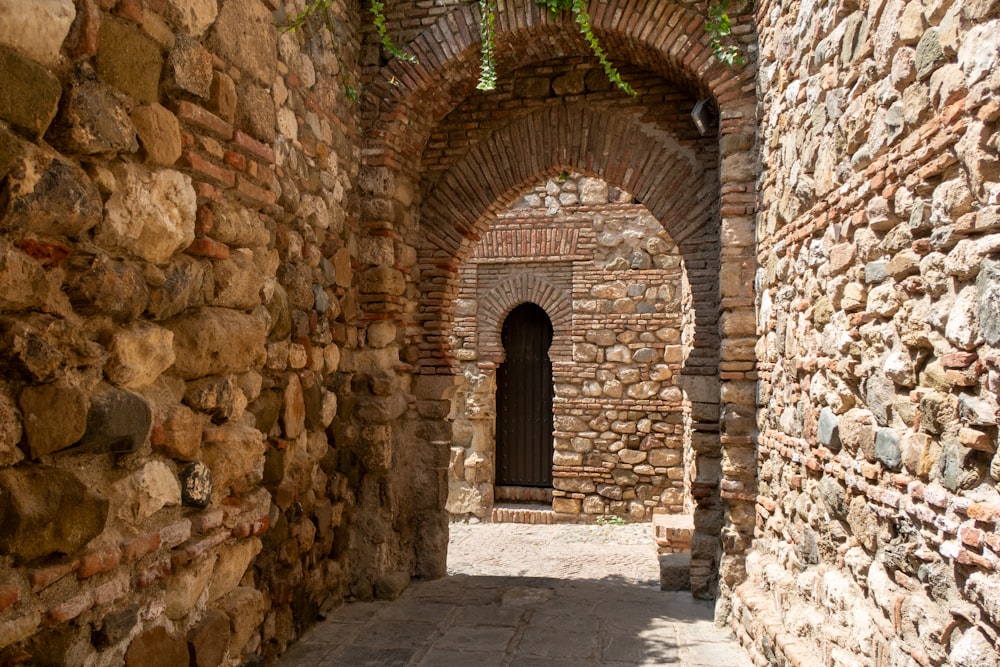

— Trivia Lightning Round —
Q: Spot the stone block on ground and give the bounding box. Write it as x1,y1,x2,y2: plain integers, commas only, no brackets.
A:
659,552,691,591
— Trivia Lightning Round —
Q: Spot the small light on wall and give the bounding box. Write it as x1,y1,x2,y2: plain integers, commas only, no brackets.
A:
691,99,714,136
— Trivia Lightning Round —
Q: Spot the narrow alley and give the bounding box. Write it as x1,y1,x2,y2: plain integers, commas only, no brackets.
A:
277,523,752,666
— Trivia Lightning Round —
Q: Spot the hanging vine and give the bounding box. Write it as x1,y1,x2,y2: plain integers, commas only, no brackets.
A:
281,0,741,99
705,0,746,68
476,0,498,91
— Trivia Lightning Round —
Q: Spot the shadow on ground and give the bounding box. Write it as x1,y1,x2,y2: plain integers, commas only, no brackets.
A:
277,573,748,667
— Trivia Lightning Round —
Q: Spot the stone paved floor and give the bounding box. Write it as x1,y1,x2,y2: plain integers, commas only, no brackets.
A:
276,522,753,666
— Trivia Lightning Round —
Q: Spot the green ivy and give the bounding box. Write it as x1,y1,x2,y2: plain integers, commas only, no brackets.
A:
705,0,746,68
476,0,498,91
370,0,418,63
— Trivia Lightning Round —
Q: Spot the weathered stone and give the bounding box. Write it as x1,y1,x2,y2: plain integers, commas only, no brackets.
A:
865,373,895,427
210,199,271,248
220,587,267,655
840,408,877,459
158,404,204,460
915,28,944,81
106,323,176,388
0,47,62,137
162,0,218,37
131,103,183,167
166,307,266,379
184,375,244,422
0,390,24,467
167,34,212,98
93,607,139,650
96,17,163,104
0,466,108,563
18,381,88,458
147,255,211,321
65,254,149,322
51,79,138,156
114,460,181,522
98,164,196,264
212,250,264,309
188,610,230,667
1,147,102,238
0,0,75,67
200,423,266,495
236,83,276,143
374,570,410,600
817,407,841,451
978,260,1000,346
125,625,188,667
79,385,152,453
179,461,212,507
209,0,277,85
946,286,982,350
874,428,902,470
208,537,261,602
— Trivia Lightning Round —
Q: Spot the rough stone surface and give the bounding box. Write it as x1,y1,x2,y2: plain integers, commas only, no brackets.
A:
96,17,163,104
78,385,152,453
209,0,277,85
0,467,108,563
0,0,75,67
166,307,267,379
96,164,196,265
106,323,176,388
1,146,102,238
50,80,138,156
0,47,62,137
179,461,212,507
18,381,88,458
124,626,188,667
131,104,183,166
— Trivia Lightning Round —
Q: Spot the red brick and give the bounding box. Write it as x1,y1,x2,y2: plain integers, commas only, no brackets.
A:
78,546,122,579
29,560,79,592
0,584,19,612
235,176,276,207
160,519,192,549
46,592,93,625
193,181,221,202
185,236,230,259
189,508,225,533
181,150,236,188
960,525,984,548
233,130,276,163
224,150,247,171
968,502,1000,523
123,533,161,563
195,205,214,235
91,573,130,606
171,529,229,568
115,0,143,23
956,548,994,570
176,101,234,140
941,352,977,368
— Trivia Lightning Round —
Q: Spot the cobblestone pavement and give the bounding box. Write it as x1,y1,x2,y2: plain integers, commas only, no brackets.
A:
277,522,753,666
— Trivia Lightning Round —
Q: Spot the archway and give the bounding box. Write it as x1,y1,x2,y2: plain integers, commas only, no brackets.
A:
496,302,555,489
355,0,758,600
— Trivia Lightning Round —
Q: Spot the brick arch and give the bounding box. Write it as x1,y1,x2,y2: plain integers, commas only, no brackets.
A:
477,272,573,366
366,0,755,163
420,103,714,261
359,0,759,599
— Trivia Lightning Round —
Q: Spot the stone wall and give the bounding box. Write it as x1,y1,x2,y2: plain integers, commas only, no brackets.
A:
0,0,397,663
447,173,697,522
735,0,1000,662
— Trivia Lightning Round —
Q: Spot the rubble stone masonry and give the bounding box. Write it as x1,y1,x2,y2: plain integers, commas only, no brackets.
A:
2,0,996,664
738,0,1000,662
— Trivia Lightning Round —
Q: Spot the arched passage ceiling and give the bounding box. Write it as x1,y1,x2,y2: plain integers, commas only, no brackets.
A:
362,0,757,172
419,101,718,261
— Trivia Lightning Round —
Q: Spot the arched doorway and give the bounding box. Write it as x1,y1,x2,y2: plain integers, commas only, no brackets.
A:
496,302,554,489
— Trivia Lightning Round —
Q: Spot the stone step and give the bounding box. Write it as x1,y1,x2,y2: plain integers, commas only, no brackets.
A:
659,552,691,591
491,502,556,525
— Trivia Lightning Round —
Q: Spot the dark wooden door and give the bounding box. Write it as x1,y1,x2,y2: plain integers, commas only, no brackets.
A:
496,303,554,488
